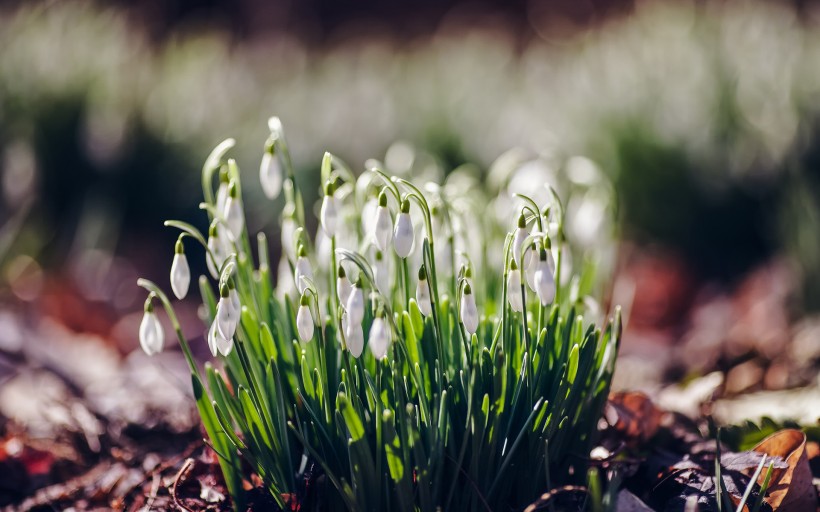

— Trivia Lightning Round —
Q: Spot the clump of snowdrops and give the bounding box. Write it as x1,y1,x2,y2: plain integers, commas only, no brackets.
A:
137,118,621,511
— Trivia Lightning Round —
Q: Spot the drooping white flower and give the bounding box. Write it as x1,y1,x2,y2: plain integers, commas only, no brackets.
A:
416,266,432,316
208,318,233,357
534,247,556,306
320,181,338,237
294,246,313,294
296,294,314,342
139,301,164,356
525,245,538,292
215,285,238,340
512,212,533,269
345,321,365,358
373,191,393,251
337,265,352,308
346,279,365,326
206,224,226,278
460,283,479,335
393,198,414,258
223,181,244,240
368,314,390,359
507,259,524,313
259,145,283,199
373,250,390,295
170,240,190,300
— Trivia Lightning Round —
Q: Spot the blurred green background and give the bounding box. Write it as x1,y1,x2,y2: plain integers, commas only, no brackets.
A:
2,0,820,327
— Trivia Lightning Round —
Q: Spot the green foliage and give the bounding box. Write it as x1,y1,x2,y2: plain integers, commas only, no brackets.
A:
139,120,621,511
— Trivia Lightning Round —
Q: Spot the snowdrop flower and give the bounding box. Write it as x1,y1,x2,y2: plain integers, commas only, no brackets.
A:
223,181,244,241
460,282,479,335
207,224,226,278
215,284,238,340
170,239,190,300
507,259,524,312
534,246,556,306
294,245,313,294
373,191,392,251
320,181,338,237
208,316,233,357
259,143,283,199
296,294,314,342
346,279,365,326
337,265,352,307
416,266,432,316
139,299,164,356
368,311,391,359
215,169,229,216
373,250,389,295
345,320,365,358
361,196,378,239
512,212,533,269
393,198,414,258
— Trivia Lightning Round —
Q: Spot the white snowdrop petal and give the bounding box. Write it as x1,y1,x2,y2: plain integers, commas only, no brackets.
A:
368,317,390,359
416,280,432,316
170,253,190,300
460,293,479,335
346,323,364,358
207,320,219,357
216,334,234,356
215,183,229,217
393,213,414,258
346,287,365,325
294,257,313,294
139,311,164,356
260,151,283,199
216,297,238,340
337,276,352,307
535,261,556,306
512,227,528,267
374,206,392,251
229,289,241,315
320,196,338,237
507,269,524,312
296,305,314,342
224,197,244,240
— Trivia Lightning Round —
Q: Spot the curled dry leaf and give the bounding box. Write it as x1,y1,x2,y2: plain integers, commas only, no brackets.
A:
605,391,665,446
751,429,815,511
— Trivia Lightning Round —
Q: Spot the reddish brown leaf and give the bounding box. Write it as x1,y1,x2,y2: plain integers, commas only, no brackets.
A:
752,429,815,511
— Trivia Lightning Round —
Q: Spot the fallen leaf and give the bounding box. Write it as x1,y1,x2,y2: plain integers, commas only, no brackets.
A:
752,429,815,511
606,392,664,445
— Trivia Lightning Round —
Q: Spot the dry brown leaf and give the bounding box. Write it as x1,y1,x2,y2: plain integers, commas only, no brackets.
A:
606,391,664,445
752,429,815,511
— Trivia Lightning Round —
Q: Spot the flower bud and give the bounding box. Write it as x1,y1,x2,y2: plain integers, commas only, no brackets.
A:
346,279,365,326
224,181,244,240
337,265,352,307
139,300,164,356
460,283,478,335
296,294,314,343
393,199,414,258
294,246,313,294
320,181,338,237
534,247,556,306
260,145,283,199
512,212,533,269
368,313,390,359
416,266,432,316
507,259,524,313
170,240,190,300
373,191,392,251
